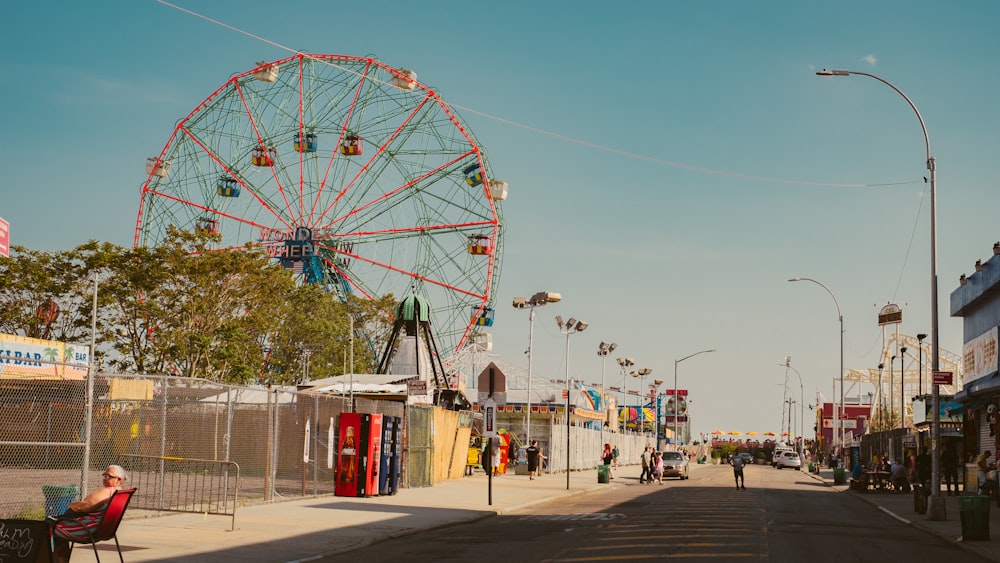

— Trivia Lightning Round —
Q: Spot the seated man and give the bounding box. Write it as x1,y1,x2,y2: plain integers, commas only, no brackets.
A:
50,465,127,563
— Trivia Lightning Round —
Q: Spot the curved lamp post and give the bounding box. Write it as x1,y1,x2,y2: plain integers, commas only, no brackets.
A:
788,278,843,450
782,357,806,459
816,67,943,519
674,349,716,447
631,368,652,433
557,315,588,489
513,291,561,449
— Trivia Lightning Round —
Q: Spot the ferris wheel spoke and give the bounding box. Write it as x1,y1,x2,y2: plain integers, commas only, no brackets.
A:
234,81,298,223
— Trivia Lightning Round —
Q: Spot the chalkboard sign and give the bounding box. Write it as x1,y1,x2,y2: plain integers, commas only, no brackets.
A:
0,519,50,563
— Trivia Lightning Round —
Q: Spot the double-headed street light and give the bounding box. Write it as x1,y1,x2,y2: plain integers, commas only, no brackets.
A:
597,342,617,444
816,67,944,519
513,291,561,448
674,349,716,447
631,368,652,432
557,315,588,489
616,357,635,432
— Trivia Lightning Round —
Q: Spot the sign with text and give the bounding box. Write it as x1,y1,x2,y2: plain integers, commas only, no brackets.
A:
664,389,689,396
933,371,954,386
962,326,997,385
0,518,48,561
877,303,902,326
406,379,428,395
483,397,497,438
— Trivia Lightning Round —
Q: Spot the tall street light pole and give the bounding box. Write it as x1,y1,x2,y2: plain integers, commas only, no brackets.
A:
900,347,908,432
632,368,652,433
616,357,635,432
816,67,943,520
557,315,588,490
513,291,561,449
674,349,716,447
597,342,617,446
782,357,806,459
789,278,844,451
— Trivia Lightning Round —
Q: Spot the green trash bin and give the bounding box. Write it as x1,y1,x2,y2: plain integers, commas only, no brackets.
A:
42,484,79,518
597,464,610,484
833,467,846,485
808,462,815,473
960,495,991,541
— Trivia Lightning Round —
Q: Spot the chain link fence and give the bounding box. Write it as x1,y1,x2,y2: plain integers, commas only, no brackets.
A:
0,374,408,520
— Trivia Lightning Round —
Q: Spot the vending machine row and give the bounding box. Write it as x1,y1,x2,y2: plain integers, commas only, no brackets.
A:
335,412,401,497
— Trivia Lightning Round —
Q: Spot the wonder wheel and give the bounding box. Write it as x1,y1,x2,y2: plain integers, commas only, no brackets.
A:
135,54,505,356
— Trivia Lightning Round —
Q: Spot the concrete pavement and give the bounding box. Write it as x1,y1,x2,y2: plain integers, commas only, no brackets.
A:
65,463,1000,562
807,465,1000,562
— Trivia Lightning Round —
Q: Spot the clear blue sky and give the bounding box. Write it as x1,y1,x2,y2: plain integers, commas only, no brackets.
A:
3,1,999,437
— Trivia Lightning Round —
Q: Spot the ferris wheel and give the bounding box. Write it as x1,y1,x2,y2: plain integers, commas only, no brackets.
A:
134,54,505,357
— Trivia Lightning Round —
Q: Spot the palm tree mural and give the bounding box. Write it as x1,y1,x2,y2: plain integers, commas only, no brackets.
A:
43,347,59,377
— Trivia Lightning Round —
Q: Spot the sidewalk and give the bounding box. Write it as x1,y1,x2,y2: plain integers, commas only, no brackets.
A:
72,469,613,563
807,466,1000,562
70,466,1000,562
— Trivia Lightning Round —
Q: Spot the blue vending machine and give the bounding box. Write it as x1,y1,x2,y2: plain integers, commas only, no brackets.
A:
379,416,401,495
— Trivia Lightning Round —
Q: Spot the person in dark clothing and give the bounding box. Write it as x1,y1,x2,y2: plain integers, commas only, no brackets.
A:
526,440,545,480
941,444,960,495
916,450,931,488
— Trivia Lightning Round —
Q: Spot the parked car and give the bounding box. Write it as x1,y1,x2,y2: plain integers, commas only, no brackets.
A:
775,450,802,470
735,453,754,466
772,447,794,467
661,451,690,479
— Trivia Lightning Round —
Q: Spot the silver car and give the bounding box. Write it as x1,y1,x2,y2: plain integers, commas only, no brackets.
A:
775,450,802,470
661,451,689,479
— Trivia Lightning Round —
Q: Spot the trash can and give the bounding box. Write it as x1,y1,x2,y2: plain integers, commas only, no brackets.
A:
42,484,79,518
597,464,610,484
913,484,927,514
833,467,846,485
808,462,815,473
959,495,991,541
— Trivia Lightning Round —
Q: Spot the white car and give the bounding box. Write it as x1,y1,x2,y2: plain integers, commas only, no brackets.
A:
775,450,802,470
771,447,794,467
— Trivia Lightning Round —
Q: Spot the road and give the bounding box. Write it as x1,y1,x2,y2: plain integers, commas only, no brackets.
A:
316,463,988,563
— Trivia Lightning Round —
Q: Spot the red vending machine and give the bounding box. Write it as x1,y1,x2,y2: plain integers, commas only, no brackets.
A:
361,413,383,497
335,412,383,497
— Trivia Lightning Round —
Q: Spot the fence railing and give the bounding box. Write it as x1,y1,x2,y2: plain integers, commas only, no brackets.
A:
123,454,240,530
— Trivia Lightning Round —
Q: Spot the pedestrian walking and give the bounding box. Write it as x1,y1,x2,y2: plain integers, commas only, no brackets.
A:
652,451,664,484
731,453,746,490
601,443,615,479
639,446,652,484
526,440,545,480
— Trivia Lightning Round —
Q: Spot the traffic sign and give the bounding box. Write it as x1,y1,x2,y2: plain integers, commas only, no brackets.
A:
483,397,497,438
933,371,953,385
477,362,507,406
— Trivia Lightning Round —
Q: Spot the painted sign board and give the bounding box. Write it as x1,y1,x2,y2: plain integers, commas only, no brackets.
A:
0,333,89,380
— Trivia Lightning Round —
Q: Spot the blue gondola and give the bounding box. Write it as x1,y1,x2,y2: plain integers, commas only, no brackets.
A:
217,176,240,197
295,132,318,153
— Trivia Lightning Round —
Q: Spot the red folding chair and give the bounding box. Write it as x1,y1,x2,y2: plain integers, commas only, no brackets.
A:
50,487,136,563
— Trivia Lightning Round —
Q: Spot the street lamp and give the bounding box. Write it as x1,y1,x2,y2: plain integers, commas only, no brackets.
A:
597,341,617,445
816,67,944,519
782,357,805,459
788,278,843,450
616,357,635,432
917,333,928,396
890,355,896,440
900,347,908,432
652,378,664,448
513,291,561,448
557,315,588,489
631,368,652,433
674,349,716,447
